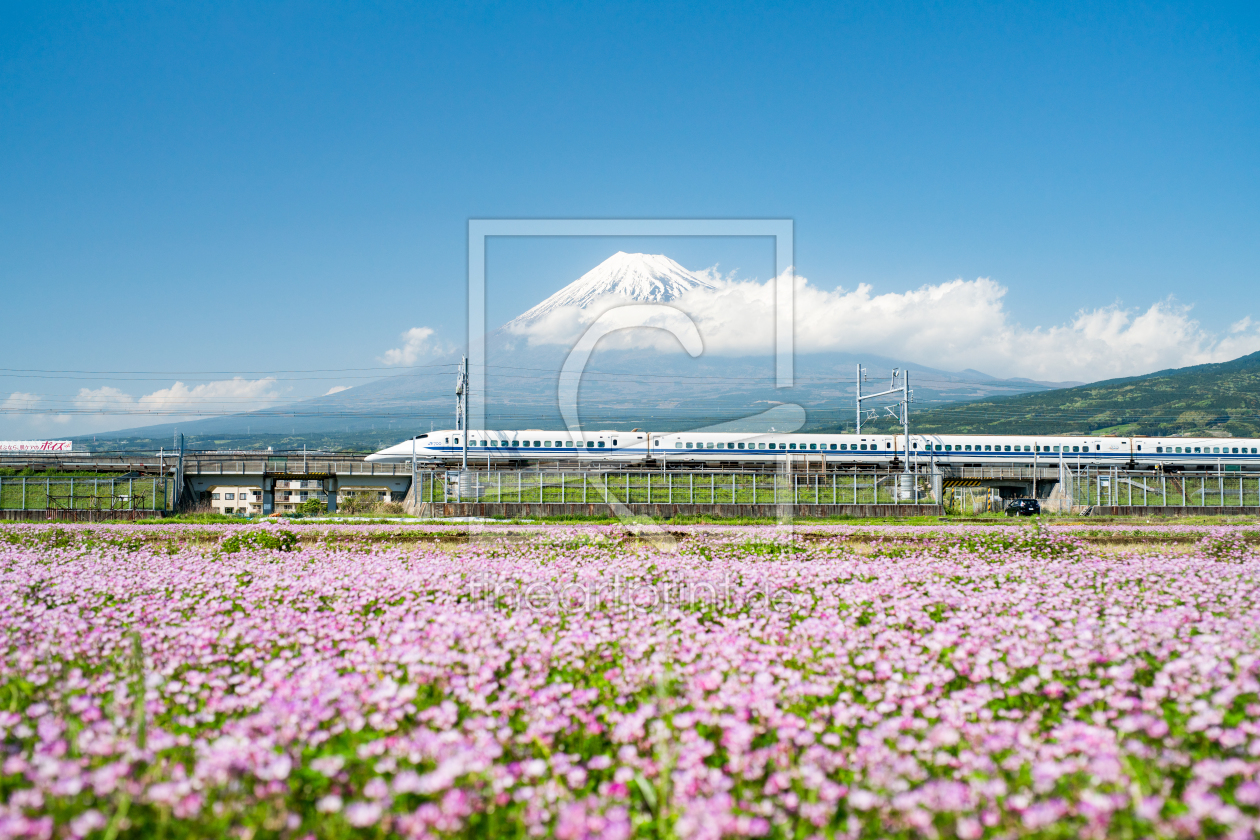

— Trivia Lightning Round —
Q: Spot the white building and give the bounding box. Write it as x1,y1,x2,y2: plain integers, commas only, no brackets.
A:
208,486,262,515
207,481,396,515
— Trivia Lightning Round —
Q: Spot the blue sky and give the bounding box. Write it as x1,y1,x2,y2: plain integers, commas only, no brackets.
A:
2,2,1258,436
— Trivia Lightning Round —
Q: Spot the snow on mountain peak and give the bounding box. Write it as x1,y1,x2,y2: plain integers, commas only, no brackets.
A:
507,252,718,327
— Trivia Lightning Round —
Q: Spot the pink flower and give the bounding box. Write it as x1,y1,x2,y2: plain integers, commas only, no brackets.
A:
344,801,383,827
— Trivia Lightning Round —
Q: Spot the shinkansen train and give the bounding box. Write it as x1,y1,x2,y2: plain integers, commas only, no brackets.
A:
365,430,1260,470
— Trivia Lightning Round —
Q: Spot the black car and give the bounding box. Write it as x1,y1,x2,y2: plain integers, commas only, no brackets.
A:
1005,498,1041,516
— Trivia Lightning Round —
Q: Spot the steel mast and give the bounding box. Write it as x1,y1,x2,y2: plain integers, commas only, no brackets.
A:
456,355,468,473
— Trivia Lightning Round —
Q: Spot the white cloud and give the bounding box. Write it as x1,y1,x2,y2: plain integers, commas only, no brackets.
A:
508,272,1260,382
0,378,285,438
325,385,351,395
68,378,283,417
1,392,71,431
380,327,446,366
2,392,43,412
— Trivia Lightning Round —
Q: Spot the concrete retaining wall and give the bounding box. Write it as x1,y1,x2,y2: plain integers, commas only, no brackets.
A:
0,510,169,522
414,502,944,519
1083,506,1260,517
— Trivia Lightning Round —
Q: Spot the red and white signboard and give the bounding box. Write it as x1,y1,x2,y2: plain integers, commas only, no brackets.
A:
0,441,73,453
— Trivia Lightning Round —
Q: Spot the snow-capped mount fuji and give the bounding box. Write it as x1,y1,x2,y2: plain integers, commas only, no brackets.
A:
82,250,1077,448
506,251,719,329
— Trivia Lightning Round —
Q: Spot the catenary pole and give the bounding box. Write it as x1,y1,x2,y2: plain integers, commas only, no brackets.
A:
855,364,863,433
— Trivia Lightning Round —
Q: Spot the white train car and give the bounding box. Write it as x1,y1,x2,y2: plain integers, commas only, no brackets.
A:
367,430,1260,471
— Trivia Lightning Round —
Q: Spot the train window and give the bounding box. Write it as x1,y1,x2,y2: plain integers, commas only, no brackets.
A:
1003,446,1011,452
1156,447,1162,453
1213,447,1220,454
704,442,712,449
685,442,692,449
568,441,575,447
612,440,618,446
780,443,787,450
453,438,459,445
830,444,837,450
787,443,795,450
1253,448,1258,454
1232,447,1239,453
543,441,551,447
944,445,951,451
586,441,594,448
809,443,817,450
860,444,867,451
1096,445,1101,451
598,442,605,448
886,443,892,448
738,443,745,449
758,443,766,449
840,444,847,450
963,444,971,451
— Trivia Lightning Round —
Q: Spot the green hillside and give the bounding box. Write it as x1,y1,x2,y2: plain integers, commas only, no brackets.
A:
853,351,1260,438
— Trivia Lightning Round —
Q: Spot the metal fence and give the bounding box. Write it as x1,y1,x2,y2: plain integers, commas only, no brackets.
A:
0,476,171,512
419,469,932,506
419,467,1260,510
1063,468,1260,508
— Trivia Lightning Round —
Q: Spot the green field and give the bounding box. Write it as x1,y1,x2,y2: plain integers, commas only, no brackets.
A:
0,476,171,511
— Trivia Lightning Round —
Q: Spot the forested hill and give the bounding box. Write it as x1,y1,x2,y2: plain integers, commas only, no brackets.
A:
854,350,1260,438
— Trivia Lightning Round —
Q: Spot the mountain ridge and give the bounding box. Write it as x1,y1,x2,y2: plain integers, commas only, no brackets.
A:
855,350,1260,438
73,252,1079,450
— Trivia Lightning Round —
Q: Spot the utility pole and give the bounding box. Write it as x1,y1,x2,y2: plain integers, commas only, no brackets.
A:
456,355,468,473
855,366,911,447
901,369,911,475
855,364,863,433
854,365,914,497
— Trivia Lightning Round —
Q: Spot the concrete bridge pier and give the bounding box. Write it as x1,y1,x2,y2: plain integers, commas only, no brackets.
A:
262,477,275,515
324,477,339,513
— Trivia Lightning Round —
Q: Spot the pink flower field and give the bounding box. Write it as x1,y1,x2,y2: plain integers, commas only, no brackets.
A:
1,523,1259,839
